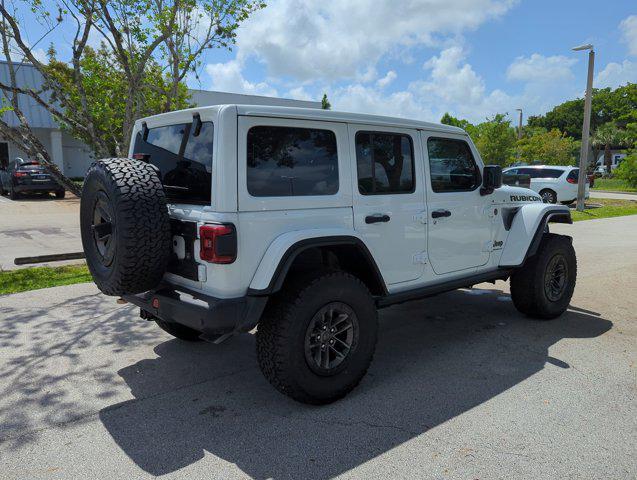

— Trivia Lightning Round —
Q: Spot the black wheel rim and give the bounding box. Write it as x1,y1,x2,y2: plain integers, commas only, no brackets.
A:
542,191,554,203
91,191,116,266
304,302,359,376
544,254,568,302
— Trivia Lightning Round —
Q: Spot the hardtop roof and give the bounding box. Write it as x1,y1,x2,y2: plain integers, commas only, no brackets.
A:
139,104,467,135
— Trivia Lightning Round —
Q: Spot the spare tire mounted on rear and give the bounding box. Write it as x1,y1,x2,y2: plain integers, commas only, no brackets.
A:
80,158,171,296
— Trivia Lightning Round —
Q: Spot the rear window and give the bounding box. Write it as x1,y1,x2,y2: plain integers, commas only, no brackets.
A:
566,169,579,181
247,125,339,197
133,121,213,204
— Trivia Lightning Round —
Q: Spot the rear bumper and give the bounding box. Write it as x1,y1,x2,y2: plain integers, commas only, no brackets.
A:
14,183,62,192
123,284,267,335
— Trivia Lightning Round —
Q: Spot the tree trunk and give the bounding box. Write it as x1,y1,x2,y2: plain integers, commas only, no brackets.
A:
604,144,612,174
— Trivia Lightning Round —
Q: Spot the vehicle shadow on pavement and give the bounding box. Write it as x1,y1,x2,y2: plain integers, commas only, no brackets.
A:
99,288,612,479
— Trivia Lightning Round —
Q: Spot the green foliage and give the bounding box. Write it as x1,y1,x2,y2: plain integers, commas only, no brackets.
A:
528,83,637,139
0,264,91,295
321,93,331,110
516,128,578,166
440,113,475,133
472,114,516,166
46,46,191,157
615,150,637,188
592,122,631,150
592,177,637,192
570,198,637,222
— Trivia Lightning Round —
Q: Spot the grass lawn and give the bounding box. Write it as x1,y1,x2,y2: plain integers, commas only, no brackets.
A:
592,178,637,193
0,263,92,295
571,198,637,222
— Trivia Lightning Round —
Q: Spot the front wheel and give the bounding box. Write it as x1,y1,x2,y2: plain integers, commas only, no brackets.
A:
256,271,378,404
540,189,557,204
510,233,577,319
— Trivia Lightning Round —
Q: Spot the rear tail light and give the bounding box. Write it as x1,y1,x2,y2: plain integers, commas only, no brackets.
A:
199,224,236,264
566,177,577,184
13,171,28,177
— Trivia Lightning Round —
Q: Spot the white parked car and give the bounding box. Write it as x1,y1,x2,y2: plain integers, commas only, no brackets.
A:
80,106,577,404
502,165,590,204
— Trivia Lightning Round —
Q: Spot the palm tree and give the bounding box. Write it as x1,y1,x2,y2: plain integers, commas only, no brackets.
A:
592,123,629,173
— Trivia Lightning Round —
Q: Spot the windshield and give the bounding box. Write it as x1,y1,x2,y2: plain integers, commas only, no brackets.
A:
132,121,213,204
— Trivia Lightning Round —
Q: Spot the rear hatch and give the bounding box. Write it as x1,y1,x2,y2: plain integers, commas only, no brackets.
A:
14,163,57,186
131,116,216,286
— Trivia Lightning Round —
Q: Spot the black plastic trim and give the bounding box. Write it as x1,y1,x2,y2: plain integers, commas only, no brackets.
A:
124,283,267,335
247,236,388,296
377,269,511,308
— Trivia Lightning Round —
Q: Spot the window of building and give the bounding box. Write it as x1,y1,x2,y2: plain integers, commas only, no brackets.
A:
247,125,339,197
355,132,414,195
427,138,481,192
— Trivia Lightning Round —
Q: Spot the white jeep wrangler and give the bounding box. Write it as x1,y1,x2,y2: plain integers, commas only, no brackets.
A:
80,105,576,404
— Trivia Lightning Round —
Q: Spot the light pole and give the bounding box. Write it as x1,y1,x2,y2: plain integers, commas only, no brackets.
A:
572,43,595,212
516,108,523,140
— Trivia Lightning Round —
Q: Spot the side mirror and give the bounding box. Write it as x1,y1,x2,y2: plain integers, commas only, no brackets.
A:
480,165,502,195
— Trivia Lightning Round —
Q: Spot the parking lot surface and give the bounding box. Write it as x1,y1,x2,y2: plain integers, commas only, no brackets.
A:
0,216,636,479
0,195,82,270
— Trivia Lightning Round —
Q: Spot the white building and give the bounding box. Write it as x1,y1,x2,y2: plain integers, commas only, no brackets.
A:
0,61,320,178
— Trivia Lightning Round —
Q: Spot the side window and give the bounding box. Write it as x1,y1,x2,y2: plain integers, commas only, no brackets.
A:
427,137,481,192
355,132,414,195
247,125,338,197
133,121,214,204
537,168,564,179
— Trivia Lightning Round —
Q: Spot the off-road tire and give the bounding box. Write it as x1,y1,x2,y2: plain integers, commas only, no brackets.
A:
80,158,171,296
155,319,202,341
540,189,557,204
55,190,65,199
510,233,577,319
256,271,378,405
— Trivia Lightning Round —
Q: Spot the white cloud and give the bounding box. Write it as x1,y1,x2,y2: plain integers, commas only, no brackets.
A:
595,60,637,89
286,86,313,100
506,54,576,83
205,60,278,96
376,70,397,88
620,15,637,56
235,0,517,81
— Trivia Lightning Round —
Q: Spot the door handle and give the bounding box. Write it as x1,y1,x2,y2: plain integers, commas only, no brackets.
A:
365,214,391,224
431,209,451,219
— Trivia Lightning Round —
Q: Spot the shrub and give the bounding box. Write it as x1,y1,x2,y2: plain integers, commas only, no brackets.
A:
615,152,637,188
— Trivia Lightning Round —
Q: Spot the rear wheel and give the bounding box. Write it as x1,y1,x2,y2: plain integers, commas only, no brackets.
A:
256,271,378,404
155,318,202,342
510,233,577,319
539,189,557,204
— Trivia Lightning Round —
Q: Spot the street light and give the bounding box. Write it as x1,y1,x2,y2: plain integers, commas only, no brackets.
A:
572,43,595,212
515,108,523,140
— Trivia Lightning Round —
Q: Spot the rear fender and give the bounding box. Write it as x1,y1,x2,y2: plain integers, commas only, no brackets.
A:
499,203,572,268
248,229,385,295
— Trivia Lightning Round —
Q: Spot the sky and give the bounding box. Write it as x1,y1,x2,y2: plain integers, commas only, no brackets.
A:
13,0,637,124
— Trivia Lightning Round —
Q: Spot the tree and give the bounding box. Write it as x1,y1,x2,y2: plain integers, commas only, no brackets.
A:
591,123,630,172
46,45,191,158
321,93,331,110
472,114,516,166
615,148,637,188
527,83,637,139
515,128,578,166
440,112,476,136
0,0,265,196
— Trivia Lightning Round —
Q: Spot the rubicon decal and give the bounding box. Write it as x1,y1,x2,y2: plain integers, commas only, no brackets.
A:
510,195,542,202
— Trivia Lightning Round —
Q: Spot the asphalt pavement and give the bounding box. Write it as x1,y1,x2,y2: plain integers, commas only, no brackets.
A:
0,216,635,479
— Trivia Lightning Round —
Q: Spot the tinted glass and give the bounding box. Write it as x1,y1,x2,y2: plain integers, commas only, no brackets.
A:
247,126,338,197
133,121,213,204
427,138,480,192
566,169,579,181
356,132,414,194
537,168,564,179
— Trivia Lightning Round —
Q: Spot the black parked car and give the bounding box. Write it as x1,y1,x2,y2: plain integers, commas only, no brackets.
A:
0,158,65,199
